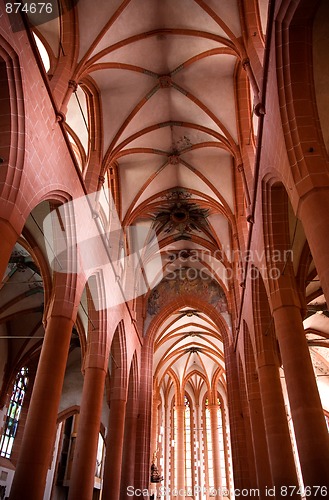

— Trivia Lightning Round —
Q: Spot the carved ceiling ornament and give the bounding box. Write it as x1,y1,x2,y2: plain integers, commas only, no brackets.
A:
151,189,210,240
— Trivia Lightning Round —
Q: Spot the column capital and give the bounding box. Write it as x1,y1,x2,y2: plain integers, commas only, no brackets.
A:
270,298,302,315
109,393,128,404
298,184,329,205
269,287,301,313
82,363,107,375
43,313,75,333
175,404,186,410
297,178,329,204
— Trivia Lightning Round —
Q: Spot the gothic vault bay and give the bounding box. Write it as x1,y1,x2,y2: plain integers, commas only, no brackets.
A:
0,0,329,499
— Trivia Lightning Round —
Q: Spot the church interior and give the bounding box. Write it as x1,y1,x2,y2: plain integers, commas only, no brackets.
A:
0,0,329,498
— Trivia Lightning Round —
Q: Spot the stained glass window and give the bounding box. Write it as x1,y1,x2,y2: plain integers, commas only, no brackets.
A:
0,367,29,458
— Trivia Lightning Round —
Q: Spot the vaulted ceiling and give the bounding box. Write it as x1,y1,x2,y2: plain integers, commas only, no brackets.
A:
10,0,327,398
29,0,267,397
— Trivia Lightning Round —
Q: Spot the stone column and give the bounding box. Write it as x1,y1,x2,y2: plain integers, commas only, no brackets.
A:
273,303,329,487
150,391,161,463
102,397,127,500
221,406,232,497
209,404,222,497
9,313,74,500
247,393,272,498
134,341,153,490
68,366,106,500
194,403,203,500
120,391,138,497
245,356,272,497
299,188,329,305
0,218,18,281
239,376,258,489
224,344,251,491
163,403,170,495
175,404,186,500
257,357,299,495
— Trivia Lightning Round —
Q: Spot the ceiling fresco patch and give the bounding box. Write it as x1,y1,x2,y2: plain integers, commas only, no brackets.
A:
147,267,228,317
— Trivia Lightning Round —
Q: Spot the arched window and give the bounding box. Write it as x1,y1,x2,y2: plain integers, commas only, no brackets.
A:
33,33,50,72
65,85,89,171
0,367,29,458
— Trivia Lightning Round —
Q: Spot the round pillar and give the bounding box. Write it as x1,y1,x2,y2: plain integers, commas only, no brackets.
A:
257,360,299,494
68,366,106,500
224,344,251,491
0,218,18,281
120,393,138,497
175,404,185,500
102,398,127,500
299,188,329,305
209,404,223,497
248,394,273,498
9,314,74,500
273,304,329,487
